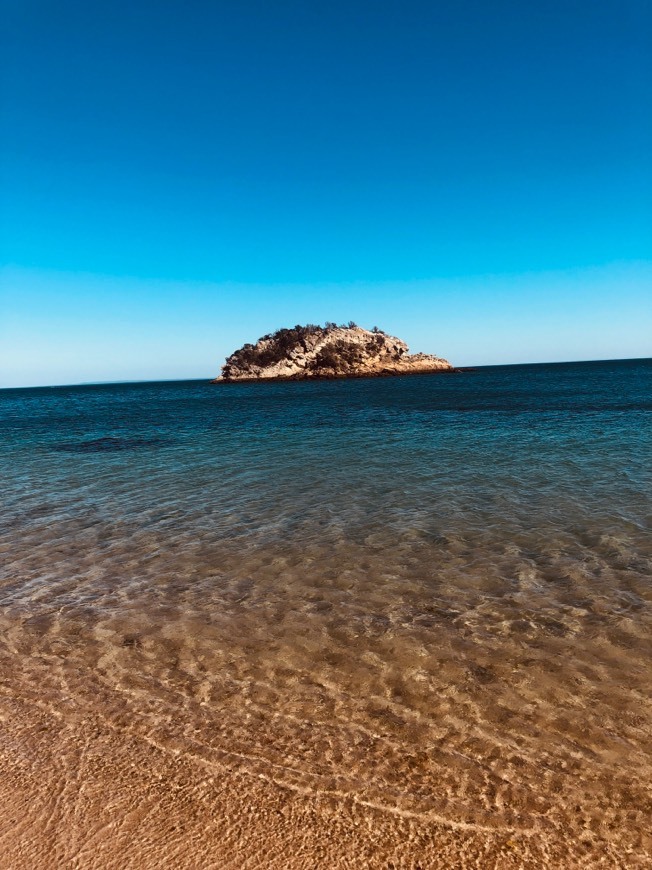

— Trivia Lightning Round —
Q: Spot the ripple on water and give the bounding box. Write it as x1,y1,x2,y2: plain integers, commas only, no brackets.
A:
0,363,651,864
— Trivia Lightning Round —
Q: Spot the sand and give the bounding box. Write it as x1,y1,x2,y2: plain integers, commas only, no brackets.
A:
0,681,648,869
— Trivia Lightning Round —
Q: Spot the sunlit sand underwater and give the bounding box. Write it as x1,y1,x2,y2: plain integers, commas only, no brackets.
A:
1,360,651,867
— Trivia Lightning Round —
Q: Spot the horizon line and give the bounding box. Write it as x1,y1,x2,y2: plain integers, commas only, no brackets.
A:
1,355,650,391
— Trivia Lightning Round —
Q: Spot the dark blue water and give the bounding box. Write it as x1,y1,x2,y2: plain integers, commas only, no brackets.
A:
2,359,650,552
1,359,651,858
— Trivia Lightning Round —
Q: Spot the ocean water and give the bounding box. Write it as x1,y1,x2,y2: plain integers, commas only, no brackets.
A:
1,360,651,863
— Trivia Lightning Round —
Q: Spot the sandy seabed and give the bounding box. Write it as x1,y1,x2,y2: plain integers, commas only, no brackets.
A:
0,687,648,870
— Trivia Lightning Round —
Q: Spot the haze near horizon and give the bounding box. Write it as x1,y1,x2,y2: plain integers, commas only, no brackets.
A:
1,0,650,387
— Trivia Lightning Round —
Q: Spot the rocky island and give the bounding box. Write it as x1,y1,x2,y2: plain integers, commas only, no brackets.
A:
213,322,454,382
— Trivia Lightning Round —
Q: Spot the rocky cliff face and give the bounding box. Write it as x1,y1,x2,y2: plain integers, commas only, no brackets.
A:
213,323,453,382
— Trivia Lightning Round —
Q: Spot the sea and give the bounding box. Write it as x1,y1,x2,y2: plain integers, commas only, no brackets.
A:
1,359,651,865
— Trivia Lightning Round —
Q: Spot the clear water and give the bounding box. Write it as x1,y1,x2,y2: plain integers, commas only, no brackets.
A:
1,360,651,862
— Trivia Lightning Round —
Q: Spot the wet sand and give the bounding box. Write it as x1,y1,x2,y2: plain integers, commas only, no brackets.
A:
0,694,532,870
0,661,649,869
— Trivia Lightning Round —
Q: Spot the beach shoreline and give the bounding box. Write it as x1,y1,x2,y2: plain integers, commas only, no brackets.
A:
2,364,650,868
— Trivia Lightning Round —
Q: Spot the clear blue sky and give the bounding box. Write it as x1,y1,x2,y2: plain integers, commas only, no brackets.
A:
1,0,650,387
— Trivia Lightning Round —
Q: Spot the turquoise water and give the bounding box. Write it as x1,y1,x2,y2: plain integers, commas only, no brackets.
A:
1,359,651,859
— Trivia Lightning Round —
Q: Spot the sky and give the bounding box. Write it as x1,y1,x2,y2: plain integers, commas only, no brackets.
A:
1,0,650,387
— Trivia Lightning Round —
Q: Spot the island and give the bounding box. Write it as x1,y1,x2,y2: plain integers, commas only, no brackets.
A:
212,322,454,382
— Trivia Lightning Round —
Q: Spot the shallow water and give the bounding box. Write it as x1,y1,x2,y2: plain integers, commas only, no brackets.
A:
1,360,651,866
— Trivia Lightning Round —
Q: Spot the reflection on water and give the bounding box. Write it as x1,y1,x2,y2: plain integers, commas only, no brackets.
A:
51,435,172,453
0,360,651,864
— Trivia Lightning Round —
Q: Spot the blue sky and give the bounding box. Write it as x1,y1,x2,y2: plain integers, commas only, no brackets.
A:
1,0,650,386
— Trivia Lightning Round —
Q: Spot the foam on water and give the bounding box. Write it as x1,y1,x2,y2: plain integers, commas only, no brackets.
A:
1,360,651,866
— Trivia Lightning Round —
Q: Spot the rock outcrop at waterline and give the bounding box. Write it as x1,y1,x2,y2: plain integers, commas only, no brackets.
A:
213,323,453,382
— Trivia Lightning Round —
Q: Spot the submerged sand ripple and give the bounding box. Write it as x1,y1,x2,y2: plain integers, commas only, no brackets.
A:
0,528,650,867
0,688,647,870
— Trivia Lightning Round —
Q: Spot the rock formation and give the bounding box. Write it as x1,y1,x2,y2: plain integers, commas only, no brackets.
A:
213,323,453,382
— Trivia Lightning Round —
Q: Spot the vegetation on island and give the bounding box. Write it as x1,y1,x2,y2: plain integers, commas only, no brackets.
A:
310,333,396,372
223,322,390,375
